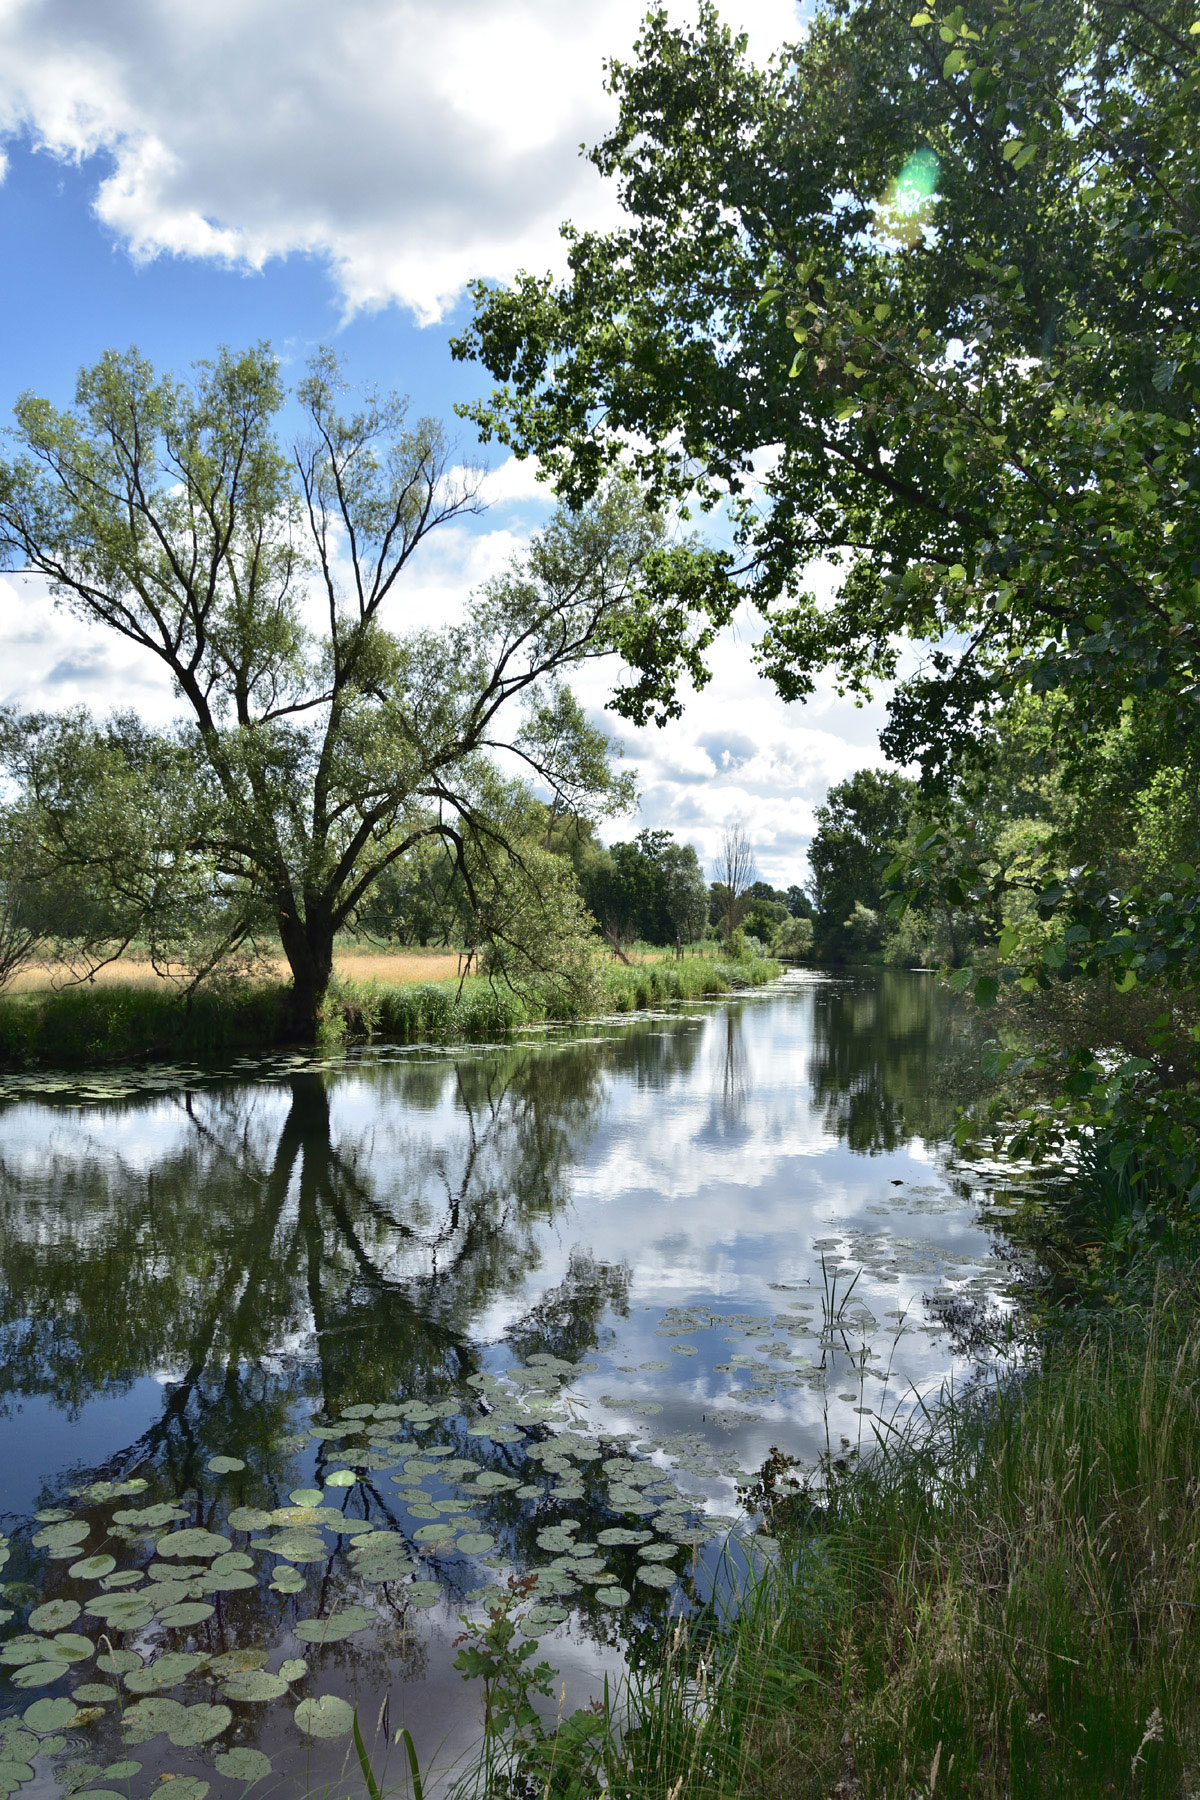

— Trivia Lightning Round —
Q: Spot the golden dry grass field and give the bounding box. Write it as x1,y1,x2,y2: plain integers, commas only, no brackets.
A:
9,947,463,994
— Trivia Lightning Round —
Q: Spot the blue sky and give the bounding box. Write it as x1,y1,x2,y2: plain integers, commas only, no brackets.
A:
0,0,891,887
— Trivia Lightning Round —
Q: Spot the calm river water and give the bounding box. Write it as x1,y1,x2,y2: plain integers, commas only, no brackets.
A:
0,971,1017,1795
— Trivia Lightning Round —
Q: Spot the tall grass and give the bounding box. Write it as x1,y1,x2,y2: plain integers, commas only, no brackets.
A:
596,1284,1200,1799
0,954,782,1066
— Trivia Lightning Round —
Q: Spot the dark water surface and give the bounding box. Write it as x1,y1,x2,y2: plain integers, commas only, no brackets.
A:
0,972,1016,1795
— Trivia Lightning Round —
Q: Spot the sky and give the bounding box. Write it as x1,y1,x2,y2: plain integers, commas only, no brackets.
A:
0,0,895,889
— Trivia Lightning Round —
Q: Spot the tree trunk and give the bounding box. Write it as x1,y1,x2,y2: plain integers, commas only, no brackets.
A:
278,912,335,1041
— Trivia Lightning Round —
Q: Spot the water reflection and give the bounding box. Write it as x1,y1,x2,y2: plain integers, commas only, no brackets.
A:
0,975,1011,1788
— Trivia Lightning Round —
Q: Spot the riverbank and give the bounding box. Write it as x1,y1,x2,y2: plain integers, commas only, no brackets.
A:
494,1275,1200,1800
0,952,781,1067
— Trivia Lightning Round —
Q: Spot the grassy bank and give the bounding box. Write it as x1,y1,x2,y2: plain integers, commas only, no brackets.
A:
508,1283,1200,1800
0,953,780,1068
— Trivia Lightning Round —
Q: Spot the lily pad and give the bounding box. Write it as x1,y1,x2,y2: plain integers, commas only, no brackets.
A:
215,1749,272,1784
455,1532,496,1555
206,1457,246,1475
596,1586,631,1607
270,1565,305,1594
87,1596,155,1630
68,1556,116,1582
407,1581,440,1610
219,1669,288,1702
125,1652,204,1693
112,1505,186,1529
49,1633,94,1661
167,1703,232,1748
267,1533,328,1564
211,1649,269,1676
11,1663,68,1689
151,1782,207,1800
96,1650,142,1676
597,1528,652,1546
278,1658,307,1682
227,1508,273,1532
31,1522,89,1551
295,1694,354,1738
23,1699,79,1733
637,1564,678,1589
323,1471,356,1488
156,1601,215,1627
412,1523,454,1545
72,1687,119,1705
289,1488,323,1507
156,1529,232,1560
293,1605,373,1643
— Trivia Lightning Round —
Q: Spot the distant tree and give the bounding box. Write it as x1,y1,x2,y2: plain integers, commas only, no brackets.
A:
659,841,708,956
776,914,814,960
785,885,814,921
809,770,914,962
711,824,756,942
0,346,658,1032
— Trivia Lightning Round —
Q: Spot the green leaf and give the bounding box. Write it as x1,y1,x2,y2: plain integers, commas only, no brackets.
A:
943,47,965,74
215,1749,272,1784
167,1704,232,1749
973,974,999,1007
22,1700,78,1734
295,1694,355,1739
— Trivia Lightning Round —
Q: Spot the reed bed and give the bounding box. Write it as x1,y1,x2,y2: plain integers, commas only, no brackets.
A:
596,1285,1200,1800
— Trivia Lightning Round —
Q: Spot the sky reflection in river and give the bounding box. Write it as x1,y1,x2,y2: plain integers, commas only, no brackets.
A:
0,970,1013,1789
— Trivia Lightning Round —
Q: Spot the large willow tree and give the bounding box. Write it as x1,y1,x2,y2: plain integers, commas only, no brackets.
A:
0,347,653,1030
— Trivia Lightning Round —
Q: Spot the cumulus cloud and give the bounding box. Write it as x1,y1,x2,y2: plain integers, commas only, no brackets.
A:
0,0,804,323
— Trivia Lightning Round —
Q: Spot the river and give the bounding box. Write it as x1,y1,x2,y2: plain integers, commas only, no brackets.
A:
0,970,1018,1796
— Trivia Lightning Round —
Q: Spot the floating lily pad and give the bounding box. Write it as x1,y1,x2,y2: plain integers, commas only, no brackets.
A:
295,1694,354,1739
278,1658,307,1682
100,1571,144,1590
0,1762,34,1789
68,1556,116,1582
167,1703,232,1748
267,1533,327,1564
455,1532,496,1555
597,1528,652,1546
156,1529,231,1560
210,1649,269,1676
50,1633,93,1662
23,1699,78,1733
112,1505,186,1529
407,1582,440,1609
31,1521,89,1550
125,1652,204,1693
227,1508,273,1532
72,1687,119,1705
596,1586,631,1607
11,1663,68,1689
102,1763,141,1781
215,1749,272,1784
219,1669,288,1703
323,1471,356,1489
151,1782,207,1800
639,1543,679,1562
97,1649,141,1675
87,1596,155,1630
412,1523,454,1545
289,1488,323,1508
206,1457,246,1475
64,1790,126,1800
156,1601,215,1628
637,1564,678,1589
293,1605,373,1644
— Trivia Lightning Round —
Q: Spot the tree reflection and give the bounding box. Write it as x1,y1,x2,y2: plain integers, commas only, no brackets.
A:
808,971,989,1153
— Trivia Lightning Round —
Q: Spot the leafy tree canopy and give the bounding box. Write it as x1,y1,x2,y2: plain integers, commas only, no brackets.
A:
455,0,1199,782
0,346,657,1026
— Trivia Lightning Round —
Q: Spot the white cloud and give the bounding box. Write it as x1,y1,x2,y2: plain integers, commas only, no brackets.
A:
0,0,804,323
